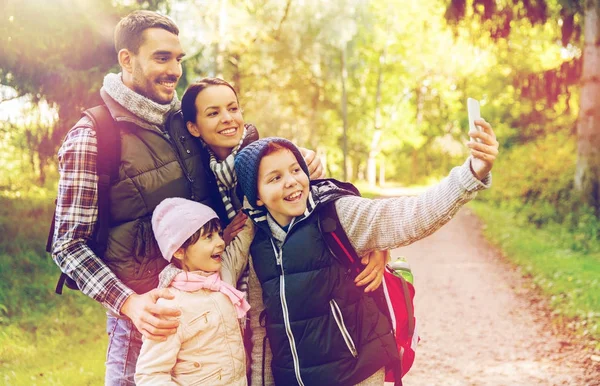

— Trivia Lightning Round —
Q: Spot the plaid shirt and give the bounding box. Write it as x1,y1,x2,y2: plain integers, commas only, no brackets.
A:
52,120,133,315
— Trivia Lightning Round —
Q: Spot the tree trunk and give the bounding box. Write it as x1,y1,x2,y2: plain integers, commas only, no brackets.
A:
574,1,600,216
379,159,386,186
341,45,349,181
368,48,385,187
230,52,241,95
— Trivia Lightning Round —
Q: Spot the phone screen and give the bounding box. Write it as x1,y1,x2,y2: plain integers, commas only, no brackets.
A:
467,98,481,133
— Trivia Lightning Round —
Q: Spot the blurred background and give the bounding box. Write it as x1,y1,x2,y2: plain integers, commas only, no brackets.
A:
1,0,599,384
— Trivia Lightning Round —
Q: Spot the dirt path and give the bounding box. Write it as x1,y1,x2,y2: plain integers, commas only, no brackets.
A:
388,206,598,386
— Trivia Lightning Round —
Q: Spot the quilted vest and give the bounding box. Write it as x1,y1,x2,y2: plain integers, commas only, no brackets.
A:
249,180,400,385
101,92,222,294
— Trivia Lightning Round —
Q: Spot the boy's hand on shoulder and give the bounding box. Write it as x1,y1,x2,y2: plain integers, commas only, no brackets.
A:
467,119,499,180
355,250,389,293
120,289,181,341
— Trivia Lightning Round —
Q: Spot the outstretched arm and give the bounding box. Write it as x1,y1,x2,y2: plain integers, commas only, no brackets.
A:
220,218,255,286
52,125,134,313
338,121,498,255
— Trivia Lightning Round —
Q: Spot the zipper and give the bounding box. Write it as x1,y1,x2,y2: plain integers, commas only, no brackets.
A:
270,237,305,386
188,310,210,325
329,299,358,358
161,115,196,197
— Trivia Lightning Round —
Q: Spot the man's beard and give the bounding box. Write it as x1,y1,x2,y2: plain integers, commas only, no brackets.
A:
131,64,174,105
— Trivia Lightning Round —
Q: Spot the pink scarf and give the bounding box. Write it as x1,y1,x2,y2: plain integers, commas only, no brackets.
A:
171,272,251,318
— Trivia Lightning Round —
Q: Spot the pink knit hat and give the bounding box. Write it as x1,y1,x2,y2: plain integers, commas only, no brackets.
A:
152,198,219,262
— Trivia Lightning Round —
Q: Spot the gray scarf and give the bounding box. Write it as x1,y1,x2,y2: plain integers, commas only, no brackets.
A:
102,73,179,126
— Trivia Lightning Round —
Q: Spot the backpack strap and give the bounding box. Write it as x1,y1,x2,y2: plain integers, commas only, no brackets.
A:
46,200,58,254
318,200,362,275
85,105,121,258
52,105,121,294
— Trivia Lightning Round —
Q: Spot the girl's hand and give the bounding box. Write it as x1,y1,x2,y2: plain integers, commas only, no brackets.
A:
355,250,389,293
467,119,499,180
222,211,248,246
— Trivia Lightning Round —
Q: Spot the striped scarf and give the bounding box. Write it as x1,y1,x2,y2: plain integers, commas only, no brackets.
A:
208,126,248,220
207,126,251,313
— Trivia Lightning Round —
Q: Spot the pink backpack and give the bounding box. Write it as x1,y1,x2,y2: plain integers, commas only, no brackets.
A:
319,200,418,385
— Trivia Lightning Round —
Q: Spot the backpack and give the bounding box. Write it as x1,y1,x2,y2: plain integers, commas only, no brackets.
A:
318,198,418,386
46,105,121,294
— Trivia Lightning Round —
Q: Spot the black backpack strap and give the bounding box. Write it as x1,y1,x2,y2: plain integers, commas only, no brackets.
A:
46,199,58,254
318,200,362,275
84,105,121,258
53,105,120,294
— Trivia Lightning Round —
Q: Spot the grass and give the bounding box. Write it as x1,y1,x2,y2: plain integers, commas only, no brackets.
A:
470,200,600,345
0,190,107,386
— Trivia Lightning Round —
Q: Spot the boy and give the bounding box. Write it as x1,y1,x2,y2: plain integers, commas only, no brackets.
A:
233,123,497,385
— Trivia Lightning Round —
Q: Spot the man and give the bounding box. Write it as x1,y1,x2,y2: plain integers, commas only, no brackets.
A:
51,11,216,385
51,10,380,385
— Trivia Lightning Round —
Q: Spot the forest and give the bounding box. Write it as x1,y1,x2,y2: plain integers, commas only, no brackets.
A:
1,0,599,384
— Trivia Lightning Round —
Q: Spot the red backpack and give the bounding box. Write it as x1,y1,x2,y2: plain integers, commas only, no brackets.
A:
319,198,418,386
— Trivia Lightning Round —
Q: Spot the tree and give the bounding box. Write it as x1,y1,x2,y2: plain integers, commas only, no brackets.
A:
575,2,600,216
0,0,166,184
445,0,600,215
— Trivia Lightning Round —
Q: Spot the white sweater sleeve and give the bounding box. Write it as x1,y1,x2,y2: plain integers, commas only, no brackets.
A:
220,219,254,286
335,159,491,256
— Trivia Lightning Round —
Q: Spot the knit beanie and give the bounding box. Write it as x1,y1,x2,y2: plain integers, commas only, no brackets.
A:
152,198,219,262
234,137,310,207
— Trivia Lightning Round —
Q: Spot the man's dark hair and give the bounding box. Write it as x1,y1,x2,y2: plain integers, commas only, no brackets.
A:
114,10,179,54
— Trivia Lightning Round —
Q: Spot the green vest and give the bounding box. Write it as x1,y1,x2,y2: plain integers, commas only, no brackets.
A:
101,93,221,294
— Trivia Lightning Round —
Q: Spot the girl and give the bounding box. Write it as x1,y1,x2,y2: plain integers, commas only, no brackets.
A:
135,197,253,385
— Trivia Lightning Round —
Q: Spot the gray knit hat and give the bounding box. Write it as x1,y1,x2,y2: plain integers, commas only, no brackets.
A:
234,137,309,207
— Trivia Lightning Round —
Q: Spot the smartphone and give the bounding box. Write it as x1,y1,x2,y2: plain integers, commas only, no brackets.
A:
467,98,481,142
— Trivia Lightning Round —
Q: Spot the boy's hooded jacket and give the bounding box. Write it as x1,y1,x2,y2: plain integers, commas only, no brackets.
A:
236,137,492,385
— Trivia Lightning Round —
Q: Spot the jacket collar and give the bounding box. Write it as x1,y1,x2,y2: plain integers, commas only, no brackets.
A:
245,185,318,240
244,178,360,240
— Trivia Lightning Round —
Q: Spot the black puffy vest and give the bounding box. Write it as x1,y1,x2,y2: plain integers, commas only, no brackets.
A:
100,92,224,294
249,181,399,385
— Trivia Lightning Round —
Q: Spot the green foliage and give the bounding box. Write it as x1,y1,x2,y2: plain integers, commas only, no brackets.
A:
480,129,599,253
0,0,169,187
484,131,576,220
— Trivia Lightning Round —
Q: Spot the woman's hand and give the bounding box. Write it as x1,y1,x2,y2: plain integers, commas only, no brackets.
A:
298,147,326,179
468,119,499,180
354,250,389,293
222,211,248,246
